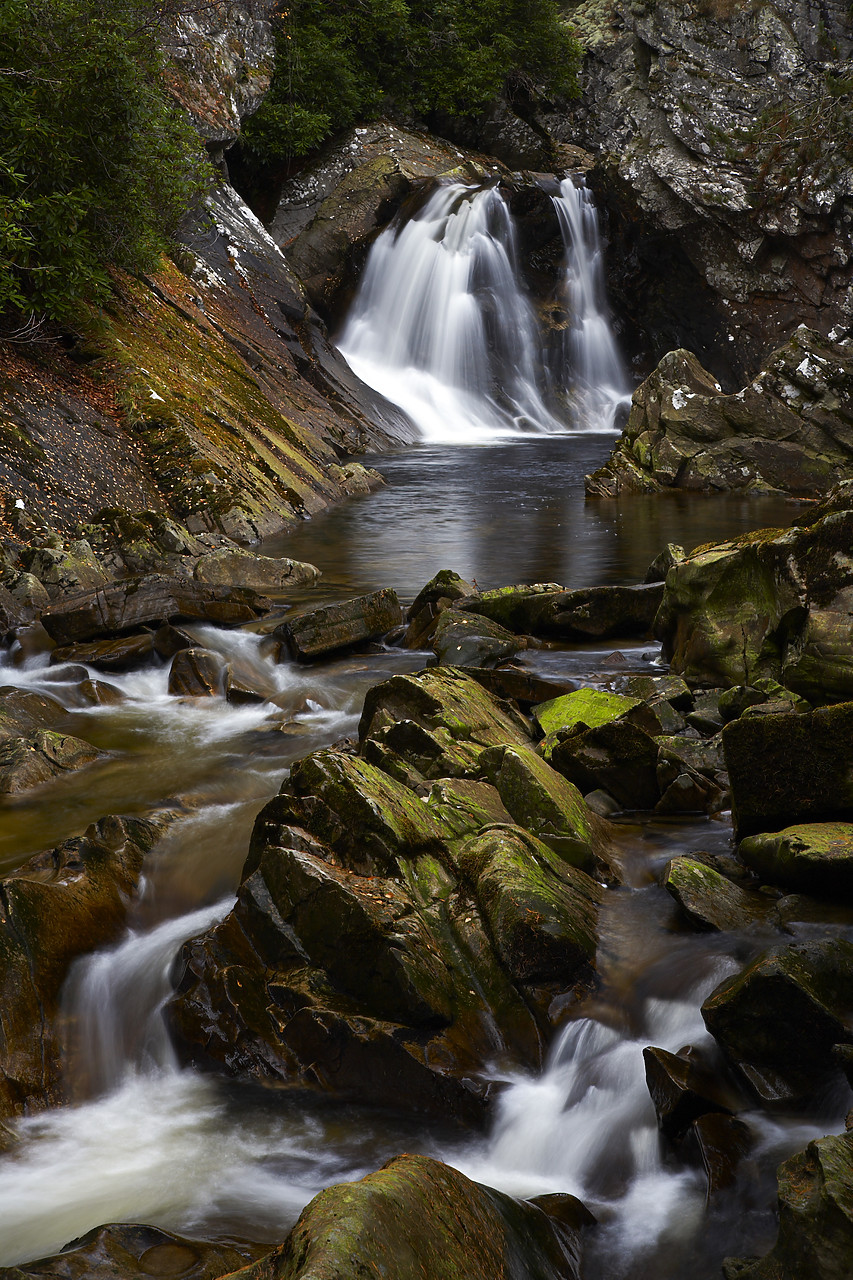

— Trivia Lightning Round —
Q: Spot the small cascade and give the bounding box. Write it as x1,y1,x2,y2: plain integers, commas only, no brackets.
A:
551,176,631,433
338,182,565,443
338,176,629,442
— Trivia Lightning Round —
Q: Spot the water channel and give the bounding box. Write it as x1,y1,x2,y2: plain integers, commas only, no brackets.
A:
0,179,846,1278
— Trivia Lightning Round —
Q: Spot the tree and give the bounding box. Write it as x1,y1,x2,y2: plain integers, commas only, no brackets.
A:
0,0,208,329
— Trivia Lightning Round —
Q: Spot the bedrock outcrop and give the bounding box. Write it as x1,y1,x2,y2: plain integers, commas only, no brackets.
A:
585,327,853,496
557,0,853,381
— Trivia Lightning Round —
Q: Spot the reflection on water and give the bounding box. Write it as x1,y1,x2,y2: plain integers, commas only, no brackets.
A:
263,439,801,605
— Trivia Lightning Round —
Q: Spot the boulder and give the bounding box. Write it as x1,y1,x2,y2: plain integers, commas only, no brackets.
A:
0,688,67,742
0,1222,261,1279
20,541,107,599
585,332,853,498
275,590,402,662
738,823,853,899
358,667,533,783
664,858,776,932
223,1154,591,1280
701,939,853,1104
193,549,319,593
551,720,661,811
643,1045,741,1143
0,731,102,796
168,648,228,698
40,575,271,645
688,1113,753,1203
404,569,477,649
723,1132,853,1280
462,583,663,641
431,609,522,668
534,688,661,760
0,816,166,1118
460,666,578,707
722,704,853,837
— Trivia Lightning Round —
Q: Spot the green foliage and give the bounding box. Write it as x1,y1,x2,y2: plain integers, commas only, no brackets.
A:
0,0,207,328
241,0,581,162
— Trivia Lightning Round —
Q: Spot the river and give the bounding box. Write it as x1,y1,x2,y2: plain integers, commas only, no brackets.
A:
0,178,844,1277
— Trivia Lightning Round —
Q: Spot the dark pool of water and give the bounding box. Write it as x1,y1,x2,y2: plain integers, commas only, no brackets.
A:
262,437,802,606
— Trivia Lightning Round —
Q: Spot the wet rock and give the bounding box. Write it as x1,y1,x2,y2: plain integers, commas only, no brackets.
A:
432,608,523,668
463,583,664,641
0,731,103,795
688,1113,753,1202
620,672,693,710
643,1045,740,1143
723,1131,853,1280
458,826,602,985
664,857,775,933
718,685,769,722
40,575,271,646
193,548,319,593
0,816,166,1118
76,679,123,707
275,589,402,662
739,823,853,899
534,688,661,760
480,745,605,871
0,1221,262,1279
168,648,228,698
50,633,155,672
723,704,853,838
424,778,514,837
551,720,661,811
404,569,477,649
152,624,197,660
223,1154,591,1280
645,543,686,584
0,688,67,742
358,667,533,783
701,938,853,1104
585,333,853,498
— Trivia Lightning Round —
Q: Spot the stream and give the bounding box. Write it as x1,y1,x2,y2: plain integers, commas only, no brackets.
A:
0,177,845,1277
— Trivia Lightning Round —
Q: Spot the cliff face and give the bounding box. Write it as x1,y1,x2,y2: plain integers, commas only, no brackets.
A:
557,0,853,384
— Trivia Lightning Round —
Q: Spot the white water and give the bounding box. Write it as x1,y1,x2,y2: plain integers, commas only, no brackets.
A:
338,178,628,442
552,177,632,433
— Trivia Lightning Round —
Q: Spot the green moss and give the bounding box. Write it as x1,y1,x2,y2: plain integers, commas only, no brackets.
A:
534,688,643,759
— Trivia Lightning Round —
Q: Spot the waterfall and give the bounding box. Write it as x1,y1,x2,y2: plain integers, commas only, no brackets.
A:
337,177,629,443
551,176,631,434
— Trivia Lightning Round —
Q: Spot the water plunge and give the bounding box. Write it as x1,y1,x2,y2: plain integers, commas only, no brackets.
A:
338,177,629,442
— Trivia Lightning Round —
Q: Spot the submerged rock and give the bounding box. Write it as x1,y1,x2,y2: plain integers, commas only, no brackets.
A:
224,1154,592,1280
0,731,102,796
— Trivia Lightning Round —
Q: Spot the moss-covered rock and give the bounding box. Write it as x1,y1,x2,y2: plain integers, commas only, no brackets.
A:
738,823,853,899
701,939,853,1104
404,569,477,649
432,608,522,669
224,1154,591,1280
664,857,774,932
534,688,660,760
461,583,663,641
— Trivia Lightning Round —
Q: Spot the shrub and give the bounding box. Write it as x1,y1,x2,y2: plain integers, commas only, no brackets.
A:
0,0,208,329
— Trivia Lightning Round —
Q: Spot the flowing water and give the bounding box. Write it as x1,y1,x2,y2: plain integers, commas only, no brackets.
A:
0,178,843,1276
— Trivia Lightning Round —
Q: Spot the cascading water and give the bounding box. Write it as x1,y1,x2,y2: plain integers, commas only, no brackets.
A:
337,177,629,442
551,177,632,433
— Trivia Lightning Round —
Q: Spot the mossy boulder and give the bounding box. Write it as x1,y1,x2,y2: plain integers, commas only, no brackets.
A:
722,704,853,837
723,1132,853,1280
551,720,661,811
738,823,853,899
20,541,107,599
664,857,775,932
404,569,477,649
461,583,663,640
431,608,522,668
358,667,533,782
534,688,660,760
701,939,853,1104
193,548,319,593
224,1153,591,1280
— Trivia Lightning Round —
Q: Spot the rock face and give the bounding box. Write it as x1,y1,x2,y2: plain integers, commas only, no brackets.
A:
585,330,853,497
222,1154,592,1280
161,1,277,153
560,0,853,381
0,816,166,1119
167,668,606,1119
